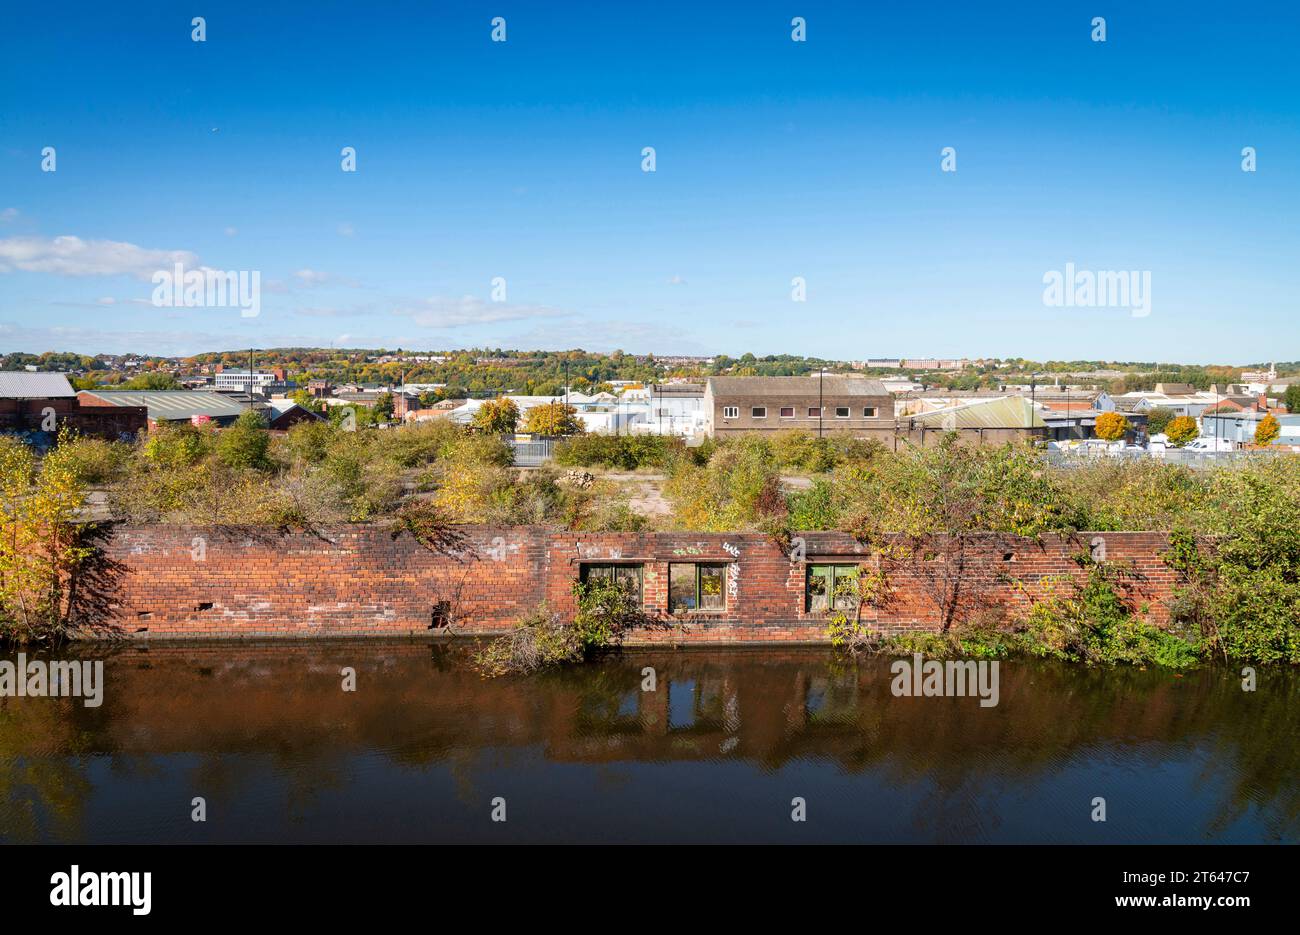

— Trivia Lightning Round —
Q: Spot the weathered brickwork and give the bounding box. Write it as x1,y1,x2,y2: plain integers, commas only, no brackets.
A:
88,525,1180,642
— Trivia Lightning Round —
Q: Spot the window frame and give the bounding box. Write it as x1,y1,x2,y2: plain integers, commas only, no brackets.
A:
779,406,795,418
580,563,645,602
863,407,877,418
751,406,767,419
834,406,850,419
722,406,739,419
807,406,821,418
668,562,729,614
805,563,861,613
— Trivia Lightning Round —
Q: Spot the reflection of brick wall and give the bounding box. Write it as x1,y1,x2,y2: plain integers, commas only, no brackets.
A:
92,526,1181,642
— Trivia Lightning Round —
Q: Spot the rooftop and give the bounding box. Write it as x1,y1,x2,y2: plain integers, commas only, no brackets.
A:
81,390,248,421
706,375,889,397
0,372,77,399
909,396,1047,430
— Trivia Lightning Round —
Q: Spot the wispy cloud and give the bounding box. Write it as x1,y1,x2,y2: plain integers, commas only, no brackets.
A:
0,235,198,279
294,268,359,288
395,295,570,329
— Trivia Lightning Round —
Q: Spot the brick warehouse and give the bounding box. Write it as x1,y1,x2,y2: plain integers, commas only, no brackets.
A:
87,525,1181,642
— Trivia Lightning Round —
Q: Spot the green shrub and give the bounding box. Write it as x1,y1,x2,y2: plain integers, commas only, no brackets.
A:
1020,564,1199,667
553,434,684,470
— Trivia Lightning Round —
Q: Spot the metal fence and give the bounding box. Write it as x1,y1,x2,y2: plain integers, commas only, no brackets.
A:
508,436,557,467
1044,449,1286,470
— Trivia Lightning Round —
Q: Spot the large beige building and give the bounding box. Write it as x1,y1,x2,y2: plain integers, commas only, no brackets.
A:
703,376,893,438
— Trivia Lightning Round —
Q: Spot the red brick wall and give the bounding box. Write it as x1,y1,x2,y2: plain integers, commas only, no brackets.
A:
90,525,1180,642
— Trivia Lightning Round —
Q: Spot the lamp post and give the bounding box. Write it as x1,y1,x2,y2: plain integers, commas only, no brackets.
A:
818,369,824,439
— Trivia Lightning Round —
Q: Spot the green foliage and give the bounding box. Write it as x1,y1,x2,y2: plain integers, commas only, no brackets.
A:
51,435,132,485
1285,385,1300,414
665,435,787,531
142,423,211,468
371,392,395,421
116,372,180,391
0,429,95,643
1020,564,1199,667
842,438,1076,540
771,431,883,473
1145,406,1177,436
476,577,646,676
786,478,839,530
1175,458,1300,663
215,410,271,471
570,576,644,652
553,434,684,470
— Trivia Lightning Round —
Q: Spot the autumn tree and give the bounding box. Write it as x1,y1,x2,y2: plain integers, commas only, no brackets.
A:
472,397,519,434
1165,416,1200,447
1255,413,1281,447
0,430,94,643
523,402,583,436
1094,411,1130,441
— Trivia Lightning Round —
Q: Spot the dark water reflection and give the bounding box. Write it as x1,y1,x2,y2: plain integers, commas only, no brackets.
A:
1,641,1296,843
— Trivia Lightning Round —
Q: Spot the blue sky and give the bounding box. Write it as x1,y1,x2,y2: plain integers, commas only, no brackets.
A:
1,1,1297,361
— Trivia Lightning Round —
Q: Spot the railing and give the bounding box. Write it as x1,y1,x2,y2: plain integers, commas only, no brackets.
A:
1043,448,1286,470
508,436,557,467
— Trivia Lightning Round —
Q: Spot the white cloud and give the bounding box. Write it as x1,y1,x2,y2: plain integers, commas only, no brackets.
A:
1,208,18,222
395,295,570,329
667,274,686,285
224,226,238,237
0,235,198,279
294,268,358,287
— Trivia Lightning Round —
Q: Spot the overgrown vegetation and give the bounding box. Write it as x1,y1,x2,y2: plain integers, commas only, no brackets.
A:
62,417,643,530
8,414,1298,664
0,430,97,643
474,577,646,676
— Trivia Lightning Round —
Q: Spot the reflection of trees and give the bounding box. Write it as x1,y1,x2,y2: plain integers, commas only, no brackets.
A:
0,642,1295,841
0,700,95,842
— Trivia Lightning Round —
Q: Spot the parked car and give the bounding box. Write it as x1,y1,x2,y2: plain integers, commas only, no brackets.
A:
1184,437,1235,452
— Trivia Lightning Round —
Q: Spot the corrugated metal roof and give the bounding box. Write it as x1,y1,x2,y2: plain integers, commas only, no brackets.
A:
707,376,890,397
0,371,76,398
81,390,248,421
911,396,1046,429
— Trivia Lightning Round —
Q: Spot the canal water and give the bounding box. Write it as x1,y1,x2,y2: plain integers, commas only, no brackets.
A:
1,641,1295,843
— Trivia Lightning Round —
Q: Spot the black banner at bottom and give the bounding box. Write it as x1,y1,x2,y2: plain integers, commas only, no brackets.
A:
8,843,1288,922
